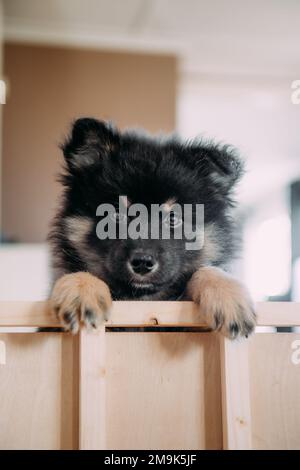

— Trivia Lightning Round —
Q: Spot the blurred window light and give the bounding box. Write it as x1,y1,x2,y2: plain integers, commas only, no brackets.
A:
0,79,6,104
244,214,291,300
292,257,300,301
0,244,50,300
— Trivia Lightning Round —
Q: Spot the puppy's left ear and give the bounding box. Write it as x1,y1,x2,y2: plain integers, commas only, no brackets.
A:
197,143,244,190
62,117,119,170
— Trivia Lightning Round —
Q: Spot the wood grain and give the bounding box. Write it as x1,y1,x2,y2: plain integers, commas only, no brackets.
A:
220,337,252,449
0,301,299,327
1,301,300,450
0,333,78,449
79,326,106,450
249,333,300,449
105,332,222,450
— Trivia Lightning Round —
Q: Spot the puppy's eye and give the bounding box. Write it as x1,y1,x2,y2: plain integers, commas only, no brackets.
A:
109,211,127,223
164,212,182,228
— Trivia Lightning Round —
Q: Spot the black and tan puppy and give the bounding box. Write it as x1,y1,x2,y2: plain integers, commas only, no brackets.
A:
49,118,256,338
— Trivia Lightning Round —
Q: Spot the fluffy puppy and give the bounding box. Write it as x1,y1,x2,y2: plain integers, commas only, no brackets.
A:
49,118,256,338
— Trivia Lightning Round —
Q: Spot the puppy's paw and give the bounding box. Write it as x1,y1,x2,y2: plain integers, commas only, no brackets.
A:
50,272,112,334
187,266,256,339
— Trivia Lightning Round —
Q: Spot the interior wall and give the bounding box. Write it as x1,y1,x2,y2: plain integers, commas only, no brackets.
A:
0,1,3,233
2,43,176,242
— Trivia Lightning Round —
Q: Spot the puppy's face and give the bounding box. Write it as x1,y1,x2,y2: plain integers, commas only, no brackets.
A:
55,118,243,299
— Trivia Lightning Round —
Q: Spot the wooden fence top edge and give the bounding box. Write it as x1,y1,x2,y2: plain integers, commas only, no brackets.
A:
0,300,299,328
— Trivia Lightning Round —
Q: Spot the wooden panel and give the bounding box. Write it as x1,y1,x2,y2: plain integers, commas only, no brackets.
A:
249,333,300,449
79,327,106,450
1,302,300,450
105,332,222,450
0,333,78,449
0,301,59,327
1,301,299,328
220,337,252,450
0,301,200,327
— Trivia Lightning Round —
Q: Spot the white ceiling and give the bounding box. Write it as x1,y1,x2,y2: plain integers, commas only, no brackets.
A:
3,0,300,77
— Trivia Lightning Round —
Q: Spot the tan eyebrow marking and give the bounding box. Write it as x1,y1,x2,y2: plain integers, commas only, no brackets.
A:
163,198,177,212
64,216,93,244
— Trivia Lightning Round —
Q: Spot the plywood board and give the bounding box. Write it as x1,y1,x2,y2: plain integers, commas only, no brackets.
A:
249,333,300,449
105,332,222,450
0,333,78,449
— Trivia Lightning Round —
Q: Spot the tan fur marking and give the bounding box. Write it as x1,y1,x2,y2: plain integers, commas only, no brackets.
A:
50,272,112,333
65,216,92,245
163,198,177,212
187,266,256,338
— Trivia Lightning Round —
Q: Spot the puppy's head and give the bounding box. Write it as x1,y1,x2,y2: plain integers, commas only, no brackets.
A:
55,118,244,299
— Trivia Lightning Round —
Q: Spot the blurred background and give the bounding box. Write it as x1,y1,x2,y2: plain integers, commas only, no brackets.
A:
0,0,299,301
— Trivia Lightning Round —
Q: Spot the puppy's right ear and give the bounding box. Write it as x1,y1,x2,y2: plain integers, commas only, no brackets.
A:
62,118,119,170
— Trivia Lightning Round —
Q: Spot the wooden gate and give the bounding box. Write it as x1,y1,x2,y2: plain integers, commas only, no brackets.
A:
0,301,299,449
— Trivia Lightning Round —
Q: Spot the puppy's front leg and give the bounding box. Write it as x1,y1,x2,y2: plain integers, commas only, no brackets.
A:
187,266,256,338
50,272,112,334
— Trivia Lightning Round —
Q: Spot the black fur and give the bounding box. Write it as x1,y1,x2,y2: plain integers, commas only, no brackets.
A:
49,118,244,300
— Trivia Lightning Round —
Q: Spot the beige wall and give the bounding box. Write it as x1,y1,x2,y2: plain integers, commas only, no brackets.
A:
2,43,176,242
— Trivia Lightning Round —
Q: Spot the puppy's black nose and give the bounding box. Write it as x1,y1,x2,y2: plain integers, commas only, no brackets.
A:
129,252,158,275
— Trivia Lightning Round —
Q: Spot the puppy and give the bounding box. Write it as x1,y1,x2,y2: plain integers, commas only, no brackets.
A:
49,118,256,338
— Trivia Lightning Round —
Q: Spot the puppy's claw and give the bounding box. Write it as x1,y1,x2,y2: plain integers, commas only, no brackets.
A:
50,272,112,334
